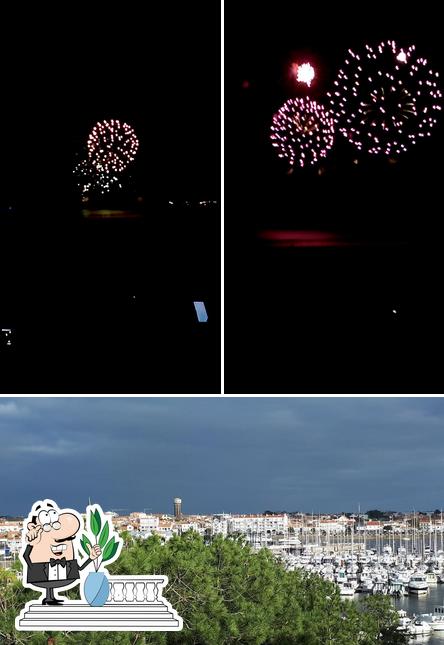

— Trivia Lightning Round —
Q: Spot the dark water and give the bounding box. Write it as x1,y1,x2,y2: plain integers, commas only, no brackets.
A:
224,135,444,395
225,238,444,394
351,587,444,643
0,207,221,393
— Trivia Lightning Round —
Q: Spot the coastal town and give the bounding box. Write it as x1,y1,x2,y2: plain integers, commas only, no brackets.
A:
2,501,444,576
3,501,444,637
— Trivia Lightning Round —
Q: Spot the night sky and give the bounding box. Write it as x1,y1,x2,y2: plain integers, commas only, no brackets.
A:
2,397,444,516
1,5,220,205
224,4,444,393
0,6,220,393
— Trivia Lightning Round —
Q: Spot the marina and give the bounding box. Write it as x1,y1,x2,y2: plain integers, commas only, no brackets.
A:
276,536,444,642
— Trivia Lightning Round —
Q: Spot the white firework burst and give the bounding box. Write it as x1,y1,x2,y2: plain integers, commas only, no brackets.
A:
327,40,442,155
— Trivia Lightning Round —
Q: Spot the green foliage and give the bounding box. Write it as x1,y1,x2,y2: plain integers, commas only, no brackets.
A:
366,510,387,520
0,568,41,644
90,509,102,537
1,532,408,644
84,506,121,568
109,532,407,645
80,533,92,557
359,595,408,644
102,536,119,563
99,521,110,549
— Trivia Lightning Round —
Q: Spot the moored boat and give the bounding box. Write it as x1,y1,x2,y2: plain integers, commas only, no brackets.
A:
408,574,429,595
419,605,444,631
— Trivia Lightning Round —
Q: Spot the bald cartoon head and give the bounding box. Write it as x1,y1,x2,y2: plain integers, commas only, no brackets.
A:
26,500,82,563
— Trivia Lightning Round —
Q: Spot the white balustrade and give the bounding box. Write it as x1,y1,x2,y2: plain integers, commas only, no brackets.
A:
107,576,166,604
16,574,182,631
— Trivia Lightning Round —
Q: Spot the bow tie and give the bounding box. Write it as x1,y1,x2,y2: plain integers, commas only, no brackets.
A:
49,557,67,568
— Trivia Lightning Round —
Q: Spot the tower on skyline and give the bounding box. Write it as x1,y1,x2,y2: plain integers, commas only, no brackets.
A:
174,498,182,520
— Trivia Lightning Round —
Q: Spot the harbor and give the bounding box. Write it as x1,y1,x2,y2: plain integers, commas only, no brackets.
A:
275,532,444,642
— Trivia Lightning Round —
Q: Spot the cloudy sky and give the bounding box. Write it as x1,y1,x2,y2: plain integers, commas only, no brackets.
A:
1,397,443,517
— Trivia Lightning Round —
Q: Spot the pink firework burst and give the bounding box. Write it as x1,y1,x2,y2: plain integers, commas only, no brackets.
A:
270,97,335,167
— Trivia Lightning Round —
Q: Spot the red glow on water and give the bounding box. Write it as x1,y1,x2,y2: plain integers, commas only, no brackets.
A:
258,230,408,248
259,230,346,247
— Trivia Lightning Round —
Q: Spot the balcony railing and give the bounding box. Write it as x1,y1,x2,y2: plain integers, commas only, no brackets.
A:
16,574,183,632
107,575,166,603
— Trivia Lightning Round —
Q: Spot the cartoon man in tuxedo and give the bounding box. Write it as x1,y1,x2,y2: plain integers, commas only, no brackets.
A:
21,500,101,605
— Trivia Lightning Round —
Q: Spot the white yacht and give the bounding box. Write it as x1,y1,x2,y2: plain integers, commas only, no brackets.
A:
408,574,429,594
408,619,432,636
358,569,374,593
335,569,348,583
397,610,412,633
425,571,438,585
360,579,374,593
397,611,432,636
338,581,355,596
420,606,444,631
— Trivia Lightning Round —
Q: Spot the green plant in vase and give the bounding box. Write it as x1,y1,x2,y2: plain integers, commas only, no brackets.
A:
80,505,122,606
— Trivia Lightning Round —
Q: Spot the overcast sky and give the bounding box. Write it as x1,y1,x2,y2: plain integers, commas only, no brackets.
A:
1,397,443,517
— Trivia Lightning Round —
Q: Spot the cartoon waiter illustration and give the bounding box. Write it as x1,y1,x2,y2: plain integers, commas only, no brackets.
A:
21,499,101,605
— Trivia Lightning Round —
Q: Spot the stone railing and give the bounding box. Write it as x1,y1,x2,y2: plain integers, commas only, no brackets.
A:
107,575,167,604
16,574,183,631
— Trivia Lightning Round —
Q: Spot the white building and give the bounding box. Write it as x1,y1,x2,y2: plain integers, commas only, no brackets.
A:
228,514,289,536
316,520,347,533
176,522,205,535
356,521,383,532
211,515,230,536
139,516,160,534
7,538,22,553
0,523,21,533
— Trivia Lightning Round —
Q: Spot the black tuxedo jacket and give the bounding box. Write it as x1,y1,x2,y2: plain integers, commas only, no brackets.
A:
24,544,92,584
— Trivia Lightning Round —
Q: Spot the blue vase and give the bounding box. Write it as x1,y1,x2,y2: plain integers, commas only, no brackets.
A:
83,571,110,607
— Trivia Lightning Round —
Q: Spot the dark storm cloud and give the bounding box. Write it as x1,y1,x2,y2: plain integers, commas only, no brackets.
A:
1,398,443,516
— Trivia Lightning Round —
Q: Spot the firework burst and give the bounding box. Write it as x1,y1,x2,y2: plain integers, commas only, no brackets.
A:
87,119,139,174
270,97,335,167
327,40,442,155
73,159,122,196
291,62,316,87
